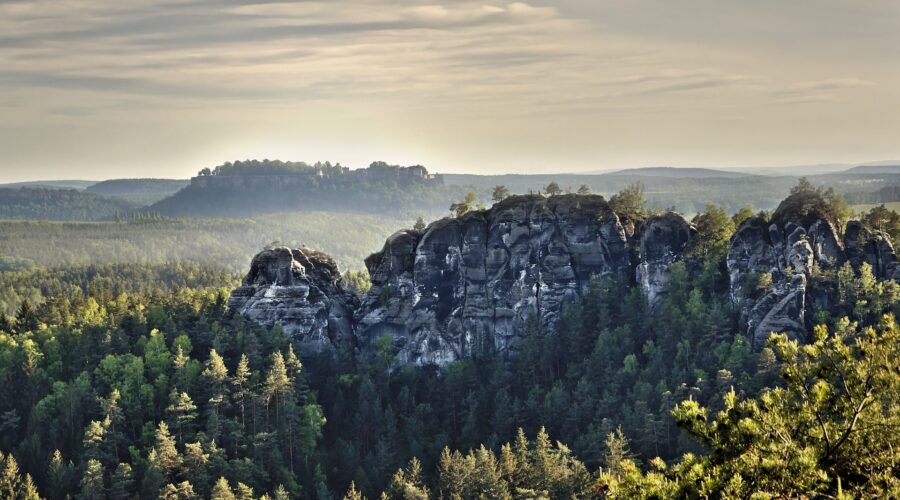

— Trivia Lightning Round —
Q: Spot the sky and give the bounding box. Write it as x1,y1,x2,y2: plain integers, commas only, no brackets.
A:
1,0,899,181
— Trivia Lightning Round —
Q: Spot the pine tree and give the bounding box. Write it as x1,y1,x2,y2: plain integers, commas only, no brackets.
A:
108,463,134,500
152,421,182,480
79,459,105,500
210,477,236,500
601,426,634,477
235,482,254,500
99,389,124,463
231,354,251,429
82,419,107,464
264,352,291,424
15,299,38,332
0,452,21,499
344,481,365,500
166,390,198,443
46,450,74,500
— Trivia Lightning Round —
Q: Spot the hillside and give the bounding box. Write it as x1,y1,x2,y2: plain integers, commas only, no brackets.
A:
602,166,751,178
843,164,900,175
150,160,463,218
0,179,96,190
85,178,189,205
0,187,135,221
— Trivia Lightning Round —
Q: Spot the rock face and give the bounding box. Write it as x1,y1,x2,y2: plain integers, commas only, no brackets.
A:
357,194,632,364
636,213,697,310
227,246,358,352
844,221,900,281
726,195,898,348
229,192,900,365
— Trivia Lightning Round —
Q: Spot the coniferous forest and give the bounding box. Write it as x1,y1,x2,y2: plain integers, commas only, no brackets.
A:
0,181,899,499
4,0,900,496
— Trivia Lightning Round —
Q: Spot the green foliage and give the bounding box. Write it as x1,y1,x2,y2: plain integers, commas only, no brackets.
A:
544,182,562,196
0,275,325,499
342,269,372,295
597,315,900,498
450,192,477,218
0,187,135,221
775,177,853,229
608,183,647,223
0,212,897,499
0,211,406,274
491,185,510,203
156,160,457,219
861,204,900,243
731,206,755,227
691,204,736,257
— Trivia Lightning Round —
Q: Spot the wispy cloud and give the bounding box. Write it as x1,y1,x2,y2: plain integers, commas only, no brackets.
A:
0,0,898,179
771,77,875,104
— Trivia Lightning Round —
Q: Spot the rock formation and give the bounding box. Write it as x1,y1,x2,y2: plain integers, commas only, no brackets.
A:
356,194,633,364
229,192,900,365
636,213,697,311
726,192,898,348
227,246,358,352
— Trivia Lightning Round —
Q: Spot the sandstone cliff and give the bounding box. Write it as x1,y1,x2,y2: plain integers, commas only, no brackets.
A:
227,246,358,352
229,192,899,365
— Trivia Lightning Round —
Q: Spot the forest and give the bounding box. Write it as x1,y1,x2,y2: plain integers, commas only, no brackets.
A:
0,188,135,221
0,212,410,275
0,181,898,499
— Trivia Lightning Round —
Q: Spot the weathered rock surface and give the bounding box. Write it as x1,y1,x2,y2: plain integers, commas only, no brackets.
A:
636,213,697,310
844,220,900,281
227,246,358,352
229,192,900,365
727,194,898,348
357,194,632,364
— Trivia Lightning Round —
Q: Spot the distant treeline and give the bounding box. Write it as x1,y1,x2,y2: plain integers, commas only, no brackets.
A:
844,185,900,205
198,159,347,177
0,212,411,274
0,262,239,316
85,178,189,205
0,188,134,221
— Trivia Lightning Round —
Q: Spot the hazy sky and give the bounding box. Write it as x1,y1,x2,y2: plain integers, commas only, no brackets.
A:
1,0,899,181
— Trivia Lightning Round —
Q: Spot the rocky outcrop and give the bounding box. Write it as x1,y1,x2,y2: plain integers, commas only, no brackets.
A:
727,193,899,348
227,246,358,352
844,221,900,281
228,192,900,364
357,194,632,364
636,213,697,310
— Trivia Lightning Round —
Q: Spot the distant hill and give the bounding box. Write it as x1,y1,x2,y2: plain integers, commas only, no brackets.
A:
150,160,461,219
86,178,189,205
0,180,96,190
602,167,752,178
0,187,135,221
842,164,900,175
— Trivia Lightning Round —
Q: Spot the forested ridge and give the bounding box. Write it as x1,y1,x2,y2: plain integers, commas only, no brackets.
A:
0,186,899,498
0,188,135,221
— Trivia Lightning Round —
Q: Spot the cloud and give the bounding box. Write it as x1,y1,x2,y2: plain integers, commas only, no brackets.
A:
771,77,875,103
1,0,899,180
